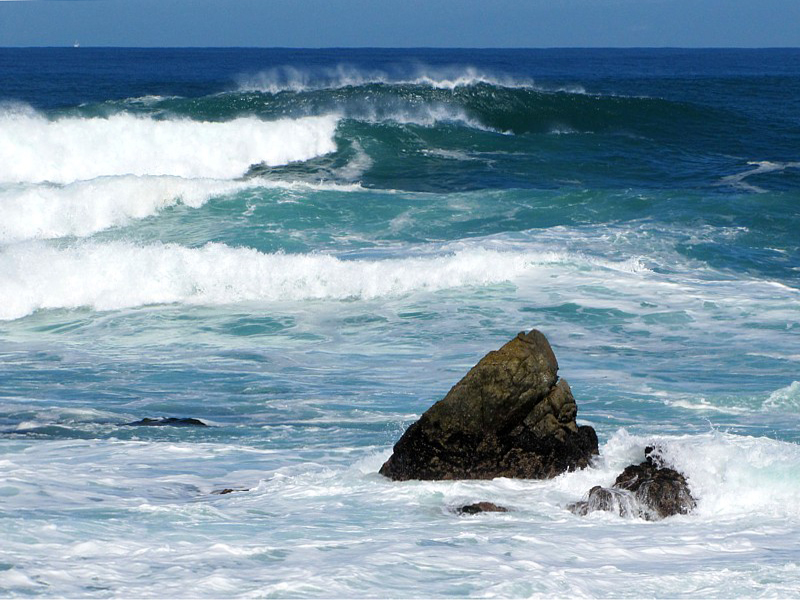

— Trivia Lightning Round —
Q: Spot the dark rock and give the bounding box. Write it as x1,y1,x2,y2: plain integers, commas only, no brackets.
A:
456,502,508,515
124,417,208,427
211,488,249,495
643,445,667,468
569,448,696,520
613,461,696,519
380,329,598,480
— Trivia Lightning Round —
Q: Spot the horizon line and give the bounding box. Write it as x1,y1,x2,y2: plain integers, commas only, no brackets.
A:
2,45,800,50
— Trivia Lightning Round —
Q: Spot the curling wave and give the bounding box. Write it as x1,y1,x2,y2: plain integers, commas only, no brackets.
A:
0,110,339,184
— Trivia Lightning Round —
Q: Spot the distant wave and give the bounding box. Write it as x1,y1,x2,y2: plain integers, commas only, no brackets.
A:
235,64,563,93
0,109,339,184
86,67,714,140
210,75,705,137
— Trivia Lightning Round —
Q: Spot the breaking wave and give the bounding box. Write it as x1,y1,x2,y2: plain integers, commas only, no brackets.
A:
0,243,638,320
0,176,363,244
590,429,800,519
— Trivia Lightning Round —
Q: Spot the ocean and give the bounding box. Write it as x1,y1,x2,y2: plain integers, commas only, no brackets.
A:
0,47,799,598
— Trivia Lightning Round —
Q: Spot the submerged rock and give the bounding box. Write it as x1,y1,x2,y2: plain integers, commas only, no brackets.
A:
124,417,208,427
570,486,632,517
379,329,598,480
211,488,249,495
569,447,696,520
455,502,508,515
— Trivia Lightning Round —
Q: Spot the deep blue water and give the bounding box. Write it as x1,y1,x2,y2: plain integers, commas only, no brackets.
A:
0,48,799,598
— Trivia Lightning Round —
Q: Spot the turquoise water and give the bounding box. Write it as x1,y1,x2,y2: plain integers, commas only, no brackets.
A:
0,48,799,598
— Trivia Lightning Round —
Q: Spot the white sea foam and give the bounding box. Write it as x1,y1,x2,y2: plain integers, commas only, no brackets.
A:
0,110,338,184
763,381,800,412
719,160,800,193
0,242,644,321
3,429,800,598
0,404,131,432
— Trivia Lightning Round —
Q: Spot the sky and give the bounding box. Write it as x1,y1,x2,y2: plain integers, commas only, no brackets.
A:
0,0,799,48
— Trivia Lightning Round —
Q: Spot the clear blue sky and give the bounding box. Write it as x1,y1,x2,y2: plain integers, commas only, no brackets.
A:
1,0,799,48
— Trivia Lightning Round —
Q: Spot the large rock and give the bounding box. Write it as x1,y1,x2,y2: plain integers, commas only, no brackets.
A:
379,329,598,480
569,447,696,520
124,417,208,427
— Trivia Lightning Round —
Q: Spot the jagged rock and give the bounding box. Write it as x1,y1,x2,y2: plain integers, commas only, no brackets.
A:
455,502,508,515
379,329,598,480
569,447,696,520
124,417,208,427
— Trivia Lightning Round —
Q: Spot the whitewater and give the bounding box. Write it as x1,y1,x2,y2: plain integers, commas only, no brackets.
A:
1,48,799,598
